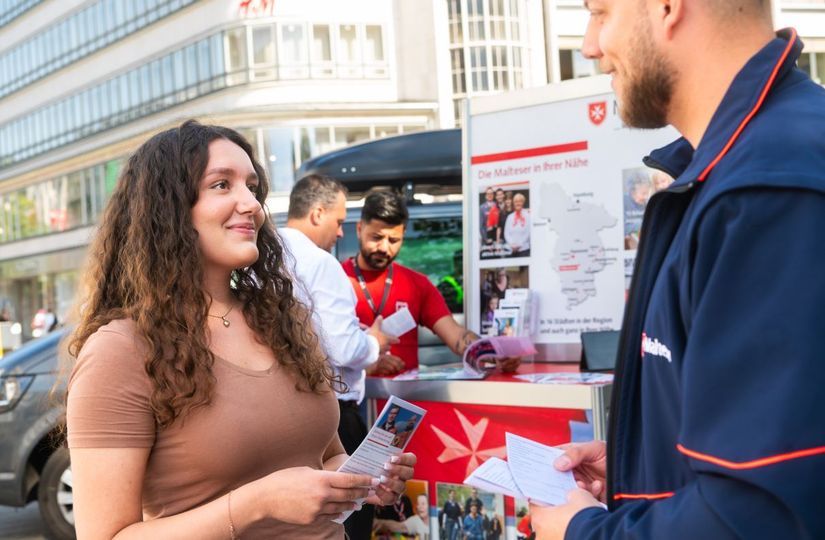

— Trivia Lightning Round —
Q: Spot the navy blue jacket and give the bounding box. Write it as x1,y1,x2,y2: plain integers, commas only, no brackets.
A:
568,29,825,539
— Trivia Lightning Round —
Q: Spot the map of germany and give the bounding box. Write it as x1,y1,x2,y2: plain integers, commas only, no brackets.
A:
540,182,619,308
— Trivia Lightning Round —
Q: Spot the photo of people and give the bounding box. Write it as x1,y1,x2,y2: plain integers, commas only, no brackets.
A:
373,479,431,540
494,312,517,337
478,184,531,260
376,404,424,449
622,167,674,250
480,266,528,335
379,405,402,434
622,167,674,295
391,414,421,449
435,483,504,540
513,499,535,540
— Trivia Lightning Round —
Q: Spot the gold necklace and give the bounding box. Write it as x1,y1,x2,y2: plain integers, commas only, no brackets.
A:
208,305,233,328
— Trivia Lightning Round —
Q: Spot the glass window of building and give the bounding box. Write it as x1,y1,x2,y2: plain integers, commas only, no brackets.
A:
338,24,362,77
468,0,487,41
0,0,198,100
0,0,44,28
559,48,601,80
364,25,386,76
311,24,334,77
470,46,489,91
226,27,249,85
448,0,463,44
334,126,371,147
447,0,530,124
264,127,297,194
491,45,509,90
490,0,506,40
279,23,309,79
0,20,392,172
251,24,277,80
451,49,466,94
799,51,825,84
65,172,85,230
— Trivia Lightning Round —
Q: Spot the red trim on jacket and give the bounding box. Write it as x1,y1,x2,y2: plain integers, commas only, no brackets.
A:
697,29,797,182
677,443,825,470
613,492,674,501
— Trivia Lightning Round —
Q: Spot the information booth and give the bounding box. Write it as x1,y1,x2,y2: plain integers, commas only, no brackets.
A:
297,75,676,538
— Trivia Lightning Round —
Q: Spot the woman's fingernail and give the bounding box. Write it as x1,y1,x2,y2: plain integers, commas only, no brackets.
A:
368,489,376,497
380,475,389,484
390,455,400,463
371,478,381,487
383,462,392,471
353,502,363,511
554,455,571,470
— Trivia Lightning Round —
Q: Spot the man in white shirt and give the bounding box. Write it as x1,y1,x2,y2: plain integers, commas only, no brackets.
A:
280,174,397,539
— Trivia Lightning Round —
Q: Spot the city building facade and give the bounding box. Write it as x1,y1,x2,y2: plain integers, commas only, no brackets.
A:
0,0,823,339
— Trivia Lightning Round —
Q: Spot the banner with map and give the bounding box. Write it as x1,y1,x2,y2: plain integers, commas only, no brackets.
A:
465,77,678,359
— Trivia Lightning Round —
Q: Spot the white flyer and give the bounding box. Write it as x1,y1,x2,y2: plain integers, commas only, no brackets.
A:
505,433,577,506
335,395,426,522
380,306,417,337
464,457,522,499
462,432,577,506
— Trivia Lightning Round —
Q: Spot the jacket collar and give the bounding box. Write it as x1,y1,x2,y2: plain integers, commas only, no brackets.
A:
647,28,802,187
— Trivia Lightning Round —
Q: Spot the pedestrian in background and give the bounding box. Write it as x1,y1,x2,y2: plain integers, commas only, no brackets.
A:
65,120,415,538
280,173,398,539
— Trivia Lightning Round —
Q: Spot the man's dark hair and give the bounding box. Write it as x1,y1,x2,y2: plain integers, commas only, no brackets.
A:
361,190,409,226
288,174,347,219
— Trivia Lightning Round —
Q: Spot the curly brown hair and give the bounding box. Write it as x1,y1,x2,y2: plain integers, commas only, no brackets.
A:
68,120,338,429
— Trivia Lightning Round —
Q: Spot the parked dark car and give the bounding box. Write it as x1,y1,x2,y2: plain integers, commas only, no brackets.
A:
0,329,74,539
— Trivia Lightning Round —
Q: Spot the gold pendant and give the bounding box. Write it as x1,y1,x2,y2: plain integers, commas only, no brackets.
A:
222,317,230,328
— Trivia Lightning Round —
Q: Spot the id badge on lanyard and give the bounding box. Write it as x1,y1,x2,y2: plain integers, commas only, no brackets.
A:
353,260,394,317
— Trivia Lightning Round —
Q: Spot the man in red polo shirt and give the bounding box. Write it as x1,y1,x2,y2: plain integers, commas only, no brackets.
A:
342,190,520,375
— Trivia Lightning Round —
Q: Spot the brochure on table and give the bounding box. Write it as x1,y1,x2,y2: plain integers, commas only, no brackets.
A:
465,76,679,360
392,336,537,381
335,395,426,523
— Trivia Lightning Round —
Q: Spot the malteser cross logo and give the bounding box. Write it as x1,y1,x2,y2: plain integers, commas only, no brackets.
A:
588,101,607,126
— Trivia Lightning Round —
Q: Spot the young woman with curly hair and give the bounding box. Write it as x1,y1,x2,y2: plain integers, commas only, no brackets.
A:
65,120,415,539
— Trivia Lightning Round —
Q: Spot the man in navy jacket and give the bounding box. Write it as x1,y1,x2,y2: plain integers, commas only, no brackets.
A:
530,0,825,538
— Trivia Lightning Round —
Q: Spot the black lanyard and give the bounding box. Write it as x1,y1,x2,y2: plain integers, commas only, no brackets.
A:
353,257,393,317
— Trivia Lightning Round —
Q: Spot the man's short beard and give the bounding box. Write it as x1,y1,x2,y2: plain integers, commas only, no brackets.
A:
360,248,394,270
620,29,675,129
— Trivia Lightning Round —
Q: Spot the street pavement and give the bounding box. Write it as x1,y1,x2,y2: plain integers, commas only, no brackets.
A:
0,502,47,539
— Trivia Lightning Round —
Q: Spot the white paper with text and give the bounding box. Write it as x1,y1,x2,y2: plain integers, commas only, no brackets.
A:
380,307,417,337
334,396,426,522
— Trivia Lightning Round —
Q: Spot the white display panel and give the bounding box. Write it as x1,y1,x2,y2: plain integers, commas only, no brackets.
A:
464,76,679,360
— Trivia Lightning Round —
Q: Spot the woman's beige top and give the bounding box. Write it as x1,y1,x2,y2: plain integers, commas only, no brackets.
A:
67,319,343,539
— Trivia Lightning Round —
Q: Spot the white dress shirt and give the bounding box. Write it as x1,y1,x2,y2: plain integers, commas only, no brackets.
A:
279,227,379,402
504,208,531,253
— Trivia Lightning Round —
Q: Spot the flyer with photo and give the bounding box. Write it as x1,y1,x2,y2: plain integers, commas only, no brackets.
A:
335,396,427,522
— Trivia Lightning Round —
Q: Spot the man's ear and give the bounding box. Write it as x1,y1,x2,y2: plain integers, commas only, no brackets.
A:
656,0,684,39
356,220,363,238
309,205,324,226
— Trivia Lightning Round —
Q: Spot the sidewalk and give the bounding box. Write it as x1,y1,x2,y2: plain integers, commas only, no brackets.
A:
0,502,47,539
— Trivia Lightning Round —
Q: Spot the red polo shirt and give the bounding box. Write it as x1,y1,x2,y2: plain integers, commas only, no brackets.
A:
342,258,452,370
